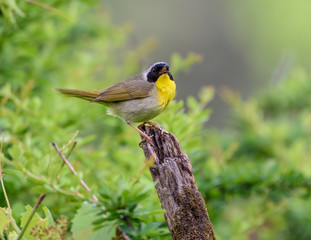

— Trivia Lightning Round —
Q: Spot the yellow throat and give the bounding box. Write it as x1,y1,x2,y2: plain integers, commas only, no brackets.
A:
155,73,176,109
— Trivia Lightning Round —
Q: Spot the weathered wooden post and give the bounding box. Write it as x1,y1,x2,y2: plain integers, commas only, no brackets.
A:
139,124,216,240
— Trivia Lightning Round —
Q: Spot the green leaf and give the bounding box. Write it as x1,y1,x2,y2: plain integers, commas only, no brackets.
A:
187,96,198,111
31,185,54,194
8,144,23,160
72,203,117,240
20,205,49,240
43,206,55,225
89,222,116,240
0,207,10,234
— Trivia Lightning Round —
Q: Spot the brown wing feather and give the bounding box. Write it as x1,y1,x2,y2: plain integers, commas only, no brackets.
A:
92,78,154,102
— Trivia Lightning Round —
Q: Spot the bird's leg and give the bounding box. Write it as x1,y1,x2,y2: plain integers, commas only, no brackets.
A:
138,121,161,129
126,121,154,147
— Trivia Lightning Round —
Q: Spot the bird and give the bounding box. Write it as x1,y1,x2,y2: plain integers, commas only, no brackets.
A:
56,62,176,145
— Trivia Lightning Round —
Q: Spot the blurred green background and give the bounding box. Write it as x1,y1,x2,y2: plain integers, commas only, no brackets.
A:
103,0,311,127
1,1,311,240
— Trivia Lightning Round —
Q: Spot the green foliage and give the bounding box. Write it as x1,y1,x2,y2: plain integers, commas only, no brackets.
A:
196,69,311,240
0,208,10,233
71,179,170,240
20,205,67,240
170,52,203,76
71,204,116,240
0,203,68,240
94,178,169,239
30,215,68,240
0,0,24,25
0,1,203,239
2,0,311,240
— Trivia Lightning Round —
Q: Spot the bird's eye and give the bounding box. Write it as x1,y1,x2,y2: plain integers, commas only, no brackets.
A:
152,68,156,73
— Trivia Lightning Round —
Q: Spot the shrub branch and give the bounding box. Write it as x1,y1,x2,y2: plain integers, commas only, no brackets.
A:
52,141,99,203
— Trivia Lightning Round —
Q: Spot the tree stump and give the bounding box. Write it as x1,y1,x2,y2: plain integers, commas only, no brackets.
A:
139,124,216,240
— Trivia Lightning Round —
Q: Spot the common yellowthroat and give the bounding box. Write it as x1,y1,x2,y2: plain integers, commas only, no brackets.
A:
56,62,176,145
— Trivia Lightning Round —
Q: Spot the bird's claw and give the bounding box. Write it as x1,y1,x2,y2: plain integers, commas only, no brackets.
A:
139,135,154,147
138,121,161,129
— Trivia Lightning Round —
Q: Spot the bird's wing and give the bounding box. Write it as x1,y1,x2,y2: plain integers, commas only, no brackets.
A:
92,78,154,102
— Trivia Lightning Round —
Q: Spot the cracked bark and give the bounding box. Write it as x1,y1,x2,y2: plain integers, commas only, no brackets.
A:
139,125,216,240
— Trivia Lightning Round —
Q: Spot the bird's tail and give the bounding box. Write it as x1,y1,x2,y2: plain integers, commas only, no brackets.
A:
55,88,101,102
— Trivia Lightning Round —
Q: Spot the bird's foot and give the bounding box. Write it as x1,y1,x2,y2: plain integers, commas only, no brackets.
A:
126,121,155,147
138,121,161,129
139,135,154,148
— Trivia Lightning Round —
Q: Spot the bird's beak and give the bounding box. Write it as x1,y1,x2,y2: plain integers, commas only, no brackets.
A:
159,66,168,74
